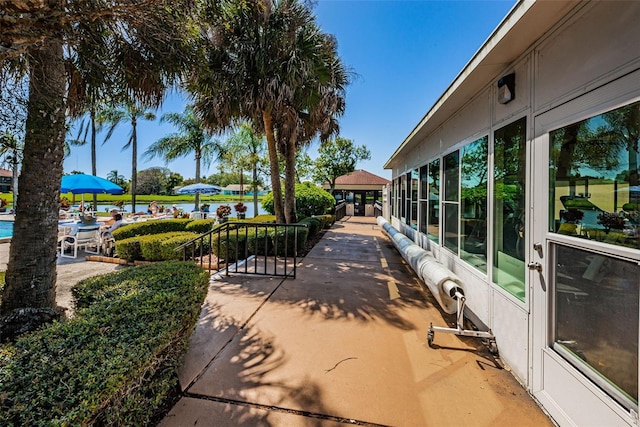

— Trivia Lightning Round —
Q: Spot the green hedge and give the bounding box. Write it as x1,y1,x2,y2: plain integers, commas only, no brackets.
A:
261,182,335,218
116,232,198,262
0,262,210,426
112,218,193,240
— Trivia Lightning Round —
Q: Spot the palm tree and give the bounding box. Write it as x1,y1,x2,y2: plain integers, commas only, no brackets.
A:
106,169,126,188
190,0,349,223
99,103,156,214
0,2,197,322
221,123,266,217
144,106,223,210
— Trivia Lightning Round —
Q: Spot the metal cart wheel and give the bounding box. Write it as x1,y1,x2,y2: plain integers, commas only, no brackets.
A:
427,324,434,347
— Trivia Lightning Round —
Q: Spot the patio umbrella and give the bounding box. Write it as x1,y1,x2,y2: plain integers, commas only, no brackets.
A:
176,183,221,195
61,174,124,195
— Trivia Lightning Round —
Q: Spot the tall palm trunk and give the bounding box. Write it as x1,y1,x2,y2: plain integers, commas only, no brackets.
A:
2,37,66,314
90,106,98,210
284,135,297,223
194,148,201,211
131,117,137,213
262,110,284,223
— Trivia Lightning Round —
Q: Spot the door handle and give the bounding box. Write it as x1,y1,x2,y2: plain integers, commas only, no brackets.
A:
527,262,542,273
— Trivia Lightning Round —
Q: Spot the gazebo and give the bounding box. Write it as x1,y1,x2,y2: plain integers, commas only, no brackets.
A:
323,169,390,216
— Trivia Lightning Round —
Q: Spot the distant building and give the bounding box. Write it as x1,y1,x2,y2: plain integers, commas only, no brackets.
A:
222,184,267,196
323,169,390,217
0,169,13,193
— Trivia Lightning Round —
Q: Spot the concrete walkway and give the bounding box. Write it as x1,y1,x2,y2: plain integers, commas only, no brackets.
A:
160,217,552,427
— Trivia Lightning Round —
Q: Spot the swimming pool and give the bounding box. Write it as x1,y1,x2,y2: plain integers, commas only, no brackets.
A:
0,221,13,238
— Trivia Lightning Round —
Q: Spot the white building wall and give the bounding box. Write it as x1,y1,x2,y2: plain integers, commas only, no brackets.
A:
389,2,640,418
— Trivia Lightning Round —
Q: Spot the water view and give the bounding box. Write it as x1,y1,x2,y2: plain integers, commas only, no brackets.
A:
97,202,268,218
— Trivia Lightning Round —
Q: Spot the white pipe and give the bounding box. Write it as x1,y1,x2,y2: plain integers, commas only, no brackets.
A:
377,217,464,314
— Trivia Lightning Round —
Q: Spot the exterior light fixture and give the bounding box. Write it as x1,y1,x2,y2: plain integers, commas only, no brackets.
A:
497,73,515,104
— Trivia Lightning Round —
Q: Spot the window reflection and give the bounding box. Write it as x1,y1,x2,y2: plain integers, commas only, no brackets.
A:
493,117,527,300
550,101,640,250
428,159,440,243
554,244,638,407
461,136,488,272
419,165,428,234
443,152,459,252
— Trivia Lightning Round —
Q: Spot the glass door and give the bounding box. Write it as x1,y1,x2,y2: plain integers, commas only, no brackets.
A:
531,96,640,424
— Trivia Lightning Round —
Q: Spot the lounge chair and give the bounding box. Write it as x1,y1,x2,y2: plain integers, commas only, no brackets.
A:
59,225,101,258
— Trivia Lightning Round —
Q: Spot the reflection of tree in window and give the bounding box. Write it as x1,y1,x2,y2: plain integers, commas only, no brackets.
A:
461,137,488,271
494,118,526,260
550,101,640,250
428,159,440,243
493,117,526,301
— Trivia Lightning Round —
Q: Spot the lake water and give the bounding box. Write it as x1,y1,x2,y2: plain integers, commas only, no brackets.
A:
97,202,268,218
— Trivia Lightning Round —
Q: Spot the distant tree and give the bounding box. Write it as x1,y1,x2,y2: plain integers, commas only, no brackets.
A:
205,171,251,188
136,167,169,195
144,106,223,211
166,172,184,195
98,103,156,214
312,137,371,194
106,169,127,188
220,123,267,217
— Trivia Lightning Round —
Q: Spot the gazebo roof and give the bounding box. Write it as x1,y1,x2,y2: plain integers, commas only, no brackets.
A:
333,170,391,186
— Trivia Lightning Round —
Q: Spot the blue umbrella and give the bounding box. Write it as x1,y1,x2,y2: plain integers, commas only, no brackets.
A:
177,183,221,195
61,174,124,195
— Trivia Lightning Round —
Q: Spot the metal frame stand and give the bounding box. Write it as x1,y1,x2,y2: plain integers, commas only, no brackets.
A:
427,289,498,354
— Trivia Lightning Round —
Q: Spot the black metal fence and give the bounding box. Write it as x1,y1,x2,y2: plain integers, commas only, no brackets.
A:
175,221,307,278
334,201,347,221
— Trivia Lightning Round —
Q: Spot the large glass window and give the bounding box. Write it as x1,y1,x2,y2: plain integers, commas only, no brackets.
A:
460,136,488,272
550,101,640,250
405,172,411,225
419,165,428,234
411,169,418,230
400,174,406,222
553,243,638,409
443,151,459,252
493,117,526,300
428,159,440,243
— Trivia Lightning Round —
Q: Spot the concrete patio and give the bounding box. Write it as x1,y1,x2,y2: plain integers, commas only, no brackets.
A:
160,216,553,426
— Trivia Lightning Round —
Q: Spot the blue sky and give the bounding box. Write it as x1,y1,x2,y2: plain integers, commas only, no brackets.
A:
64,0,516,182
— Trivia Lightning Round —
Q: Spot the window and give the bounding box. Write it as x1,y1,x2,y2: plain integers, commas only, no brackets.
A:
419,165,428,234
553,243,638,409
411,169,418,229
493,117,526,300
460,136,488,272
550,101,640,250
401,174,407,222
428,159,440,243
443,151,459,252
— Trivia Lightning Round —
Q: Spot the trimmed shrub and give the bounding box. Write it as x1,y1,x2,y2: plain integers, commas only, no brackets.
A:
262,182,334,219
116,232,198,262
184,218,217,234
112,218,193,240
299,217,322,238
316,214,336,229
272,225,309,256
0,262,210,426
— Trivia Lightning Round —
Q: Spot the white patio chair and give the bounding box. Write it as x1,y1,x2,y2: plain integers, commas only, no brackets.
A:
59,226,101,258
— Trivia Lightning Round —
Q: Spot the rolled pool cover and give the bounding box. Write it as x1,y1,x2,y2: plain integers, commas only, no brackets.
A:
377,217,464,314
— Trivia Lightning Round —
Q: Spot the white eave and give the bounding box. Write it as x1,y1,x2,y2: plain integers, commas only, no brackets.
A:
384,0,580,170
